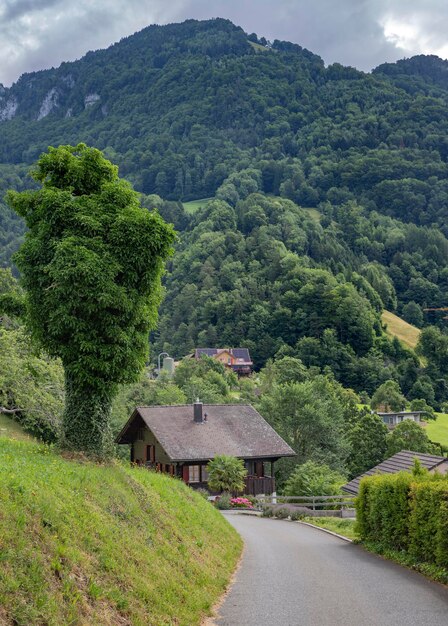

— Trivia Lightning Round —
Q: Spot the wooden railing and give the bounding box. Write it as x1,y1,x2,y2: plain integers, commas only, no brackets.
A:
256,494,356,510
244,475,275,496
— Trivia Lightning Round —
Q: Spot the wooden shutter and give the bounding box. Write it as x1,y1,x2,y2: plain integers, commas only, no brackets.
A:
182,466,189,483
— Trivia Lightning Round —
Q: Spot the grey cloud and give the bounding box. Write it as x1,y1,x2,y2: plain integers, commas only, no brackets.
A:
1,0,64,22
1,0,448,86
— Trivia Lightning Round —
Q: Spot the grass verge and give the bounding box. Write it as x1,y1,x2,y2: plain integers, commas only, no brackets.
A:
301,517,358,540
361,542,448,585
0,438,242,625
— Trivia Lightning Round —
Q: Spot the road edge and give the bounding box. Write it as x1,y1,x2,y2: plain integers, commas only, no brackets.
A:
298,520,353,543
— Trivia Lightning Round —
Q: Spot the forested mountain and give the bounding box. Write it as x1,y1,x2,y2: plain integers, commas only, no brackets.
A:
2,17,448,408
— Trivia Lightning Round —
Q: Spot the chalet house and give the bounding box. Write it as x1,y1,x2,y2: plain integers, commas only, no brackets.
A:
194,348,253,375
115,401,295,495
342,450,448,495
376,410,424,429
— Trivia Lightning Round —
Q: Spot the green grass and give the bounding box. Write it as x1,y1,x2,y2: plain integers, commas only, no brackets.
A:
0,438,242,625
182,198,213,214
302,207,321,222
425,412,448,447
0,414,33,441
381,310,421,350
302,517,359,541
248,40,270,53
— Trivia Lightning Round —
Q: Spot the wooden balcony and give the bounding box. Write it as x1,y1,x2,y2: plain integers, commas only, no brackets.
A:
244,475,275,496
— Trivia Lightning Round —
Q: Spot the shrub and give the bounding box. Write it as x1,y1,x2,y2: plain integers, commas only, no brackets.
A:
215,492,231,510
409,480,448,568
261,506,274,517
274,507,290,519
230,497,254,509
356,469,448,571
290,510,305,521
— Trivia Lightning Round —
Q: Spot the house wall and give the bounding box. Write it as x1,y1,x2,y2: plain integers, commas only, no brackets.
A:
381,413,421,428
214,351,234,365
133,427,172,465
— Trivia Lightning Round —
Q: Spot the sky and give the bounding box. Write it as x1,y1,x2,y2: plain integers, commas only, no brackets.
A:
1,0,448,86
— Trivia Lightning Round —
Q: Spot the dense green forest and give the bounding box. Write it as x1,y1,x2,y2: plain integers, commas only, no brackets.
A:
2,17,448,413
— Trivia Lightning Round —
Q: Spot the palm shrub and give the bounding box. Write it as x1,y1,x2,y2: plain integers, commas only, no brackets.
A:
207,455,247,493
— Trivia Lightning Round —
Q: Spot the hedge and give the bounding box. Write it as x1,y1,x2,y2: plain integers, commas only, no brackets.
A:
356,470,448,568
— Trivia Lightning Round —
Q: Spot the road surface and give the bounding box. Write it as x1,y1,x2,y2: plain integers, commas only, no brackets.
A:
214,513,448,626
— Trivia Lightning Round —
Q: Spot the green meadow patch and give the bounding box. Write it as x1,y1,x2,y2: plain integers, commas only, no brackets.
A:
425,412,448,448
381,310,421,351
0,438,241,625
182,198,213,214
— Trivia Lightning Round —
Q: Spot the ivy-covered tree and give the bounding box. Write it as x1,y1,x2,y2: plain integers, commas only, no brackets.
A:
8,144,175,455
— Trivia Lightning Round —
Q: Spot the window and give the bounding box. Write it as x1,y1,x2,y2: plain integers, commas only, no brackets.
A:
146,445,155,463
137,427,145,441
201,466,209,482
188,465,200,483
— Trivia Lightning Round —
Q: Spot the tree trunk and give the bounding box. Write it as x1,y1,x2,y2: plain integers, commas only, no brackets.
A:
62,370,114,456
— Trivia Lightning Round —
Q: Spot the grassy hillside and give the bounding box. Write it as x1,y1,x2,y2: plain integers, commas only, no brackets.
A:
426,412,448,447
381,311,421,350
0,438,242,626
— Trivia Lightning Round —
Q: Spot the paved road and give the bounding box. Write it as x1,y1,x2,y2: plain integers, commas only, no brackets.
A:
214,513,448,626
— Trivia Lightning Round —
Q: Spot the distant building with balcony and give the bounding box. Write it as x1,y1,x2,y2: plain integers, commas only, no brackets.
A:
376,410,425,429
115,402,295,495
194,348,253,375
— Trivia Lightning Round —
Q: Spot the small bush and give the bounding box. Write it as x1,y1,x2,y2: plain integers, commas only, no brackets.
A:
290,510,305,521
230,497,254,509
215,492,232,510
261,506,274,517
245,495,257,506
274,507,290,519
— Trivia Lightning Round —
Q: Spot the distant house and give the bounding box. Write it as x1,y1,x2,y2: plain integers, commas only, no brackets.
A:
115,401,295,495
376,410,424,429
342,450,448,495
194,348,253,375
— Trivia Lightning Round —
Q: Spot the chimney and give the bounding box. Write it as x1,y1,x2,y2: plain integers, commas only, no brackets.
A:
194,399,203,423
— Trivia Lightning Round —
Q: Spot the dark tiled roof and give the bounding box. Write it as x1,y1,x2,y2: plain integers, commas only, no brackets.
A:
116,404,295,462
195,348,252,363
376,411,424,417
342,450,448,495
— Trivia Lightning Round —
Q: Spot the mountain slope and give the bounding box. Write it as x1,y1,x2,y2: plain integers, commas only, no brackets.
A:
2,18,448,406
